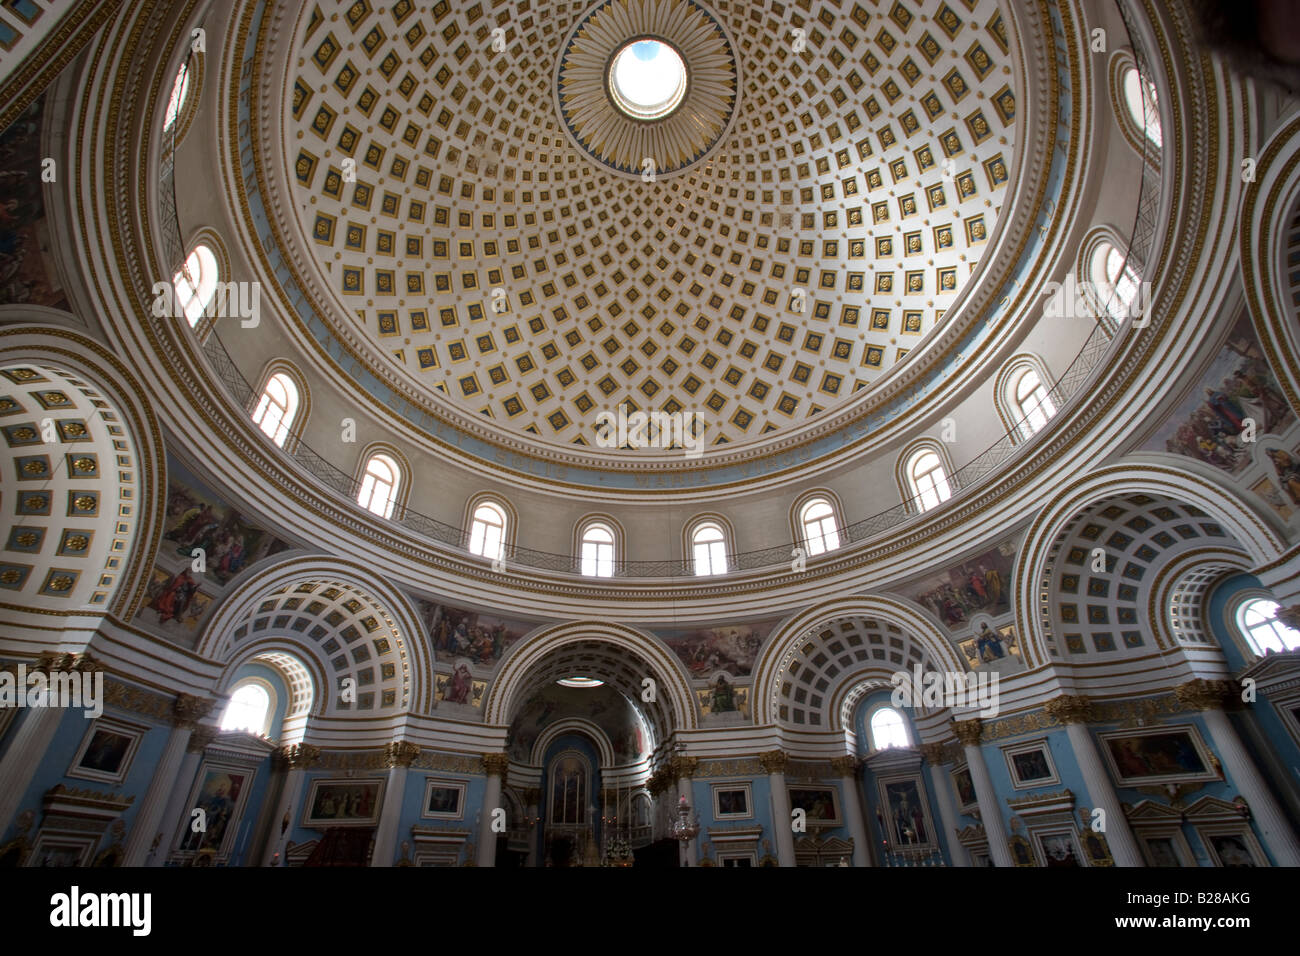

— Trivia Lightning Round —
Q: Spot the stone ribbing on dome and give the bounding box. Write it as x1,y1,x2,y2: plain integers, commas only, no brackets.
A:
554,0,740,177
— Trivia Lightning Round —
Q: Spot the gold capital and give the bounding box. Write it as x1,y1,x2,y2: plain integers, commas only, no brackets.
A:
951,718,983,747
186,726,218,754
758,750,788,775
830,755,859,777
171,693,214,729
918,743,950,765
1276,605,1300,632
384,741,421,768
1044,694,1093,725
481,753,510,781
1175,678,1237,712
670,755,699,779
279,743,321,770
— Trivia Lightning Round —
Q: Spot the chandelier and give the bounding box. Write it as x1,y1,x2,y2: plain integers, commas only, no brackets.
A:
670,795,701,864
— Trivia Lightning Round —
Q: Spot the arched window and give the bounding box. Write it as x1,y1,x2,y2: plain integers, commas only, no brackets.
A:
357,453,400,519
1236,598,1300,655
1011,367,1056,439
549,752,589,825
800,497,841,555
1089,241,1142,321
1122,65,1162,148
163,60,192,132
580,522,615,577
691,521,728,576
468,500,507,561
251,372,300,448
173,244,219,327
870,706,911,750
907,449,952,512
220,682,271,735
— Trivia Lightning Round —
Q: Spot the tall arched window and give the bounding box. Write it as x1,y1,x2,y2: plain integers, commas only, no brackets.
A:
251,372,300,448
469,500,507,561
1011,367,1056,439
1236,598,1300,655
220,682,272,735
906,449,952,512
357,453,400,519
1090,241,1142,321
870,706,910,750
1122,65,1162,148
800,497,841,555
163,60,192,132
691,521,728,576
549,752,589,825
580,522,615,577
174,244,219,327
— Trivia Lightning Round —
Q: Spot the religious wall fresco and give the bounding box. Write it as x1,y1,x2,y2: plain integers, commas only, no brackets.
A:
0,97,67,308
1142,317,1293,473
133,457,291,644
416,599,536,668
654,619,777,677
897,537,1017,632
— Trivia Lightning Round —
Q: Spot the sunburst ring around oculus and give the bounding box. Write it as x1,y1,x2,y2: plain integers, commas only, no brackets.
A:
554,0,741,178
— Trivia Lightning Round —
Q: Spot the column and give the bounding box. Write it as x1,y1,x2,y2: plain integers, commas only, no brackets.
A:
148,724,217,865
672,754,699,866
0,654,98,837
760,750,796,867
1177,679,1300,866
372,740,420,867
830,755,871,867
260,743,321,865
123,693,214,866
952,719,1013,867
1044,694,1144,867
919,742,968,867
475,752,509,867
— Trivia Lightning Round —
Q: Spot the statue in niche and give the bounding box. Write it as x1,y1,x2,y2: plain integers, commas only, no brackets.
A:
710,675,736,713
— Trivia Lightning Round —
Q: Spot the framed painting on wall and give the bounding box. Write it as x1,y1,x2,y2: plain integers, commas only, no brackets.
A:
1139,834,1190,867
712,783,753,820
950,765,978,813
27,833,98,868
67,717,148,784
302,778,385,827
421,779,465,820
1199,826,1269,867
1033,828,1084,867
1002,739,1060,789
787,785,840,826
1097,724,1219,787
876,775,935,848
175,762,255,860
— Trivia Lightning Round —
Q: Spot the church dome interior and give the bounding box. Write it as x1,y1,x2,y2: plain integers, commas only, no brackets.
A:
1,0,1300,887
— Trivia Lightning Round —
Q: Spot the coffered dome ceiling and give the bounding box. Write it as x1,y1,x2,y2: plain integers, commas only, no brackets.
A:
275,0,1020,450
